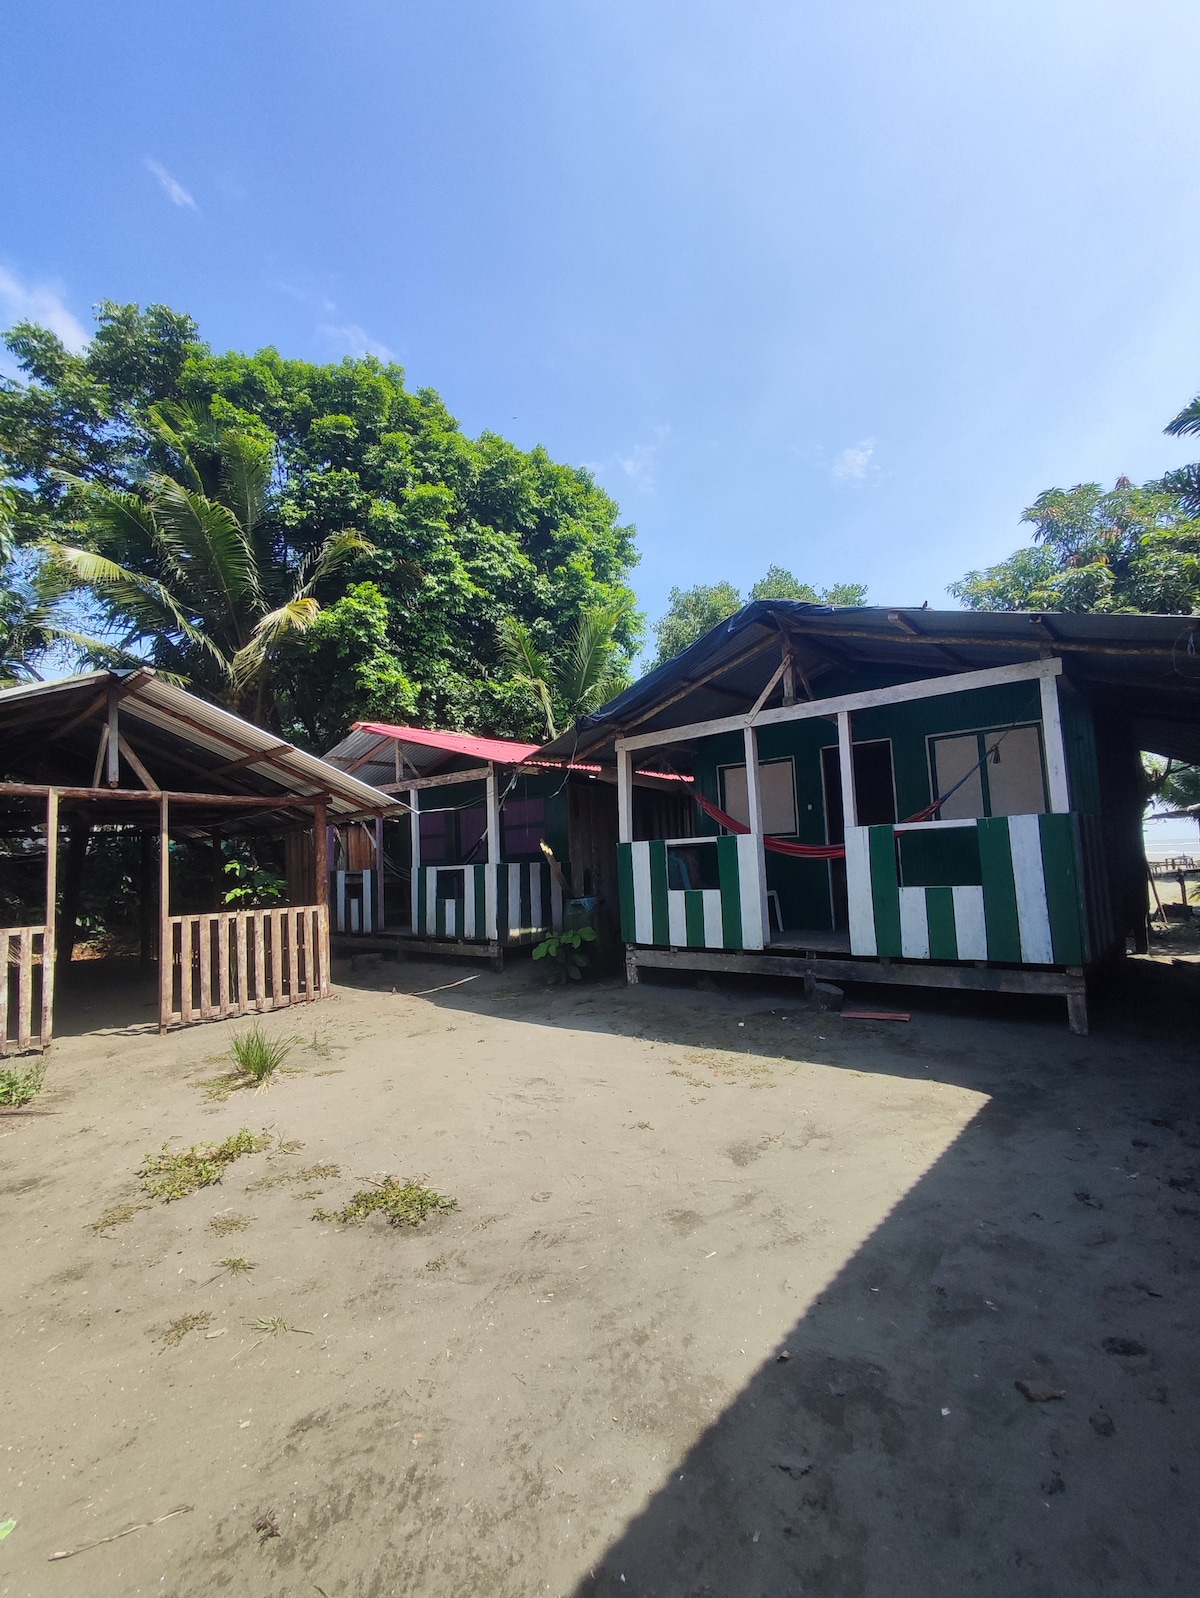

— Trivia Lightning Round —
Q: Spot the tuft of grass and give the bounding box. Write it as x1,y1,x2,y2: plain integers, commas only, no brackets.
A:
295,1163,340,1182
159,1310,212,1347
315,1176,458,1229
0,1058,46,1107
251,1316,312,1337
230,1024,291,1084
209,1212,253,1236
218,1256,255,1274
139,1129,272,1201
90,1201,141,1233
425,1254,448,1272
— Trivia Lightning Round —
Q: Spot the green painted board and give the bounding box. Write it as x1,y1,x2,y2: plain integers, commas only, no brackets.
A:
717,836,743,949
977,817,1021,962
684,889,707,948
474,866,487,941
1039,813,1086,965
925,885,958,961
617,844,636,943
649,841,670,947
868,826,902,958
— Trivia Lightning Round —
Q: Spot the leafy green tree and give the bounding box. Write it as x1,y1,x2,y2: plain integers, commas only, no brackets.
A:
48,406,371,727
749,565,868,606
951,477,1200,613
650,570,868,668
1,302,642,743
498,603,634,739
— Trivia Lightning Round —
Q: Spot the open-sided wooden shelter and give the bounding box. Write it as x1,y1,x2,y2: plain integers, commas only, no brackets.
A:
539,601,1200,1033
0,669,396,1051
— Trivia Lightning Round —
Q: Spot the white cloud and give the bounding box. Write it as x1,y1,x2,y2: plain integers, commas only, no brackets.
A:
145,158,197,210
0,265,88,351
618,424,671,493
831,438,876,482
319,322,395,361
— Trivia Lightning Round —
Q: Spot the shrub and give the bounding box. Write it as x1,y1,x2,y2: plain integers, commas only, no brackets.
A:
532,926,597,982
0,1058,45,1107
230,1024,290,1083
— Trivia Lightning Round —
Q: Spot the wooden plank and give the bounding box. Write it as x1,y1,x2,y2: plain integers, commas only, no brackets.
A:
217,914,230,1016
951,885,988,961
198,917,213,1019
0,784,330,808
377,764,493,793
295,908,309,1001
1008,813,1054,964
615,658,1064,755
106,691,120,786
0,930,9,1053
977,817,1022,963
742,725,769,949
18,928,34,1049
1039,813,1086,967
316,904,331,996
1039,671,1071,814
836,711,858,828
253,913,267,1011
180,917,194,1023
238,914,252,1009
924,885,958,961
628,943,1087,996
41,788,58,1046
716,835,743,950
844,825,877,956
898,886,931,960
868,826,902,958
271,909,284,1007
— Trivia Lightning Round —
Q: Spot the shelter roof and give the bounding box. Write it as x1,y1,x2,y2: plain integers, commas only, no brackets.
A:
539,601,1200,766
323,723,542,789
0,670,398,828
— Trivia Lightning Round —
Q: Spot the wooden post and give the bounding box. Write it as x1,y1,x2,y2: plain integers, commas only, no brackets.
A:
409,786,421,934
106,690,120,787
210,830,224,911
374,815,385,932
837,710,858,829
616,746,633,843
313,799,329,908
485,764,499,939
158,793,171,1032
1039,670,1071,813
742,724,770,948
41,788,58,1046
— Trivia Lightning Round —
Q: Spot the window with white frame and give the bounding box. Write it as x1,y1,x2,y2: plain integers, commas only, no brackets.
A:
929,725,1046,819
719,758,798,835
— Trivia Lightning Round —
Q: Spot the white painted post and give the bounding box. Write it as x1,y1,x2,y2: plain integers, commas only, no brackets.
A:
1039,669,1071,813
485,764,500,939
106,690,120,787
742,724,770,948
408,786,420,933
616,746,633,843
837,711,858,829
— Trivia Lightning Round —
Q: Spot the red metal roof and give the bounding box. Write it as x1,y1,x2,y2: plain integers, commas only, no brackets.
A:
353,722,543,765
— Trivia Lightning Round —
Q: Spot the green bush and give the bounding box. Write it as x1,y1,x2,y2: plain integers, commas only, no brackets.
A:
532,925,597,982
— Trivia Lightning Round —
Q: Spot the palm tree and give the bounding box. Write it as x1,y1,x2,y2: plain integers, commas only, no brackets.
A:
498,604,633,741
46,407,372,727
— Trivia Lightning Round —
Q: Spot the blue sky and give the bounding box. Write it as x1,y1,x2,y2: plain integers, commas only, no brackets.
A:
4,0,1200,637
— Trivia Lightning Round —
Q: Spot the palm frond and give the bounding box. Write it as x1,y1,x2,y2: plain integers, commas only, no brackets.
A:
218,430,273,536
293,531,376,599
1164,395,1200,439
53,473,160,563
497,617,557,738
559,604,626,708
147,475,263,618
229,598,321,693
45,543,229,674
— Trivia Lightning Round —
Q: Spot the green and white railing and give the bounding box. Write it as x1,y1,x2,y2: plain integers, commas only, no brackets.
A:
415,861,562,945
845,814,1087,966
617,836,765,952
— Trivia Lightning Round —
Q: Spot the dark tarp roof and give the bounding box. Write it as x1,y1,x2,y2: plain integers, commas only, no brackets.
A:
540,602,1200,766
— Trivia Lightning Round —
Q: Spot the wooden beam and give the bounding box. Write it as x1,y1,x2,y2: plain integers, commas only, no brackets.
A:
616,657,1064,755
748,657,788,720
117,734,160,793
343,734,396,775
377,764,492,793
158,792,171,1032
617,747,633,843
210,743,293,776
90,724,109,790
1039,672,1071,813
837,710,858,829
0,783,331,807
313,798,329,909
106,691,120,787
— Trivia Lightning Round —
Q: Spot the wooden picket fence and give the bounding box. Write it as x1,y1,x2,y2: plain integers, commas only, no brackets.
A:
1,926,51,1056
161,904,330,1029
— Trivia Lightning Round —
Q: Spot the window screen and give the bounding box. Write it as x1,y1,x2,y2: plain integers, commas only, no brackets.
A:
930,725,1046,820
501,797,546,857
720,759,798,836
418,809,454,864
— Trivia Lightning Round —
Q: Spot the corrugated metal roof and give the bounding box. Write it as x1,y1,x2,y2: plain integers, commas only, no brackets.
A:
0,670,398,819
356,723,542,763
540,601,1200,765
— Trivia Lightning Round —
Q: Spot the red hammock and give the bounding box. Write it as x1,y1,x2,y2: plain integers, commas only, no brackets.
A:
691,790,947,859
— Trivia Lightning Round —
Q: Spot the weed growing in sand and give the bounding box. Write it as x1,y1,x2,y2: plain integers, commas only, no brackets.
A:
314,1176,458,1229
209,1212,253,1236
251,1316,312,1337
159,1311,212,1347
90,1201,141,1233
139,1129,271,1201
425,1254,448,1271
0,1058,45,1107
218,1256,255,1274
230,1024,291,1084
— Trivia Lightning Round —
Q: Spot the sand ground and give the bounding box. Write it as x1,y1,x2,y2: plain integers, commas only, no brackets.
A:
1,953,1197,1597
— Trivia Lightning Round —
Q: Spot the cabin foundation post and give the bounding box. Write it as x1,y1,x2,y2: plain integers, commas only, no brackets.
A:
41,788,58,1046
